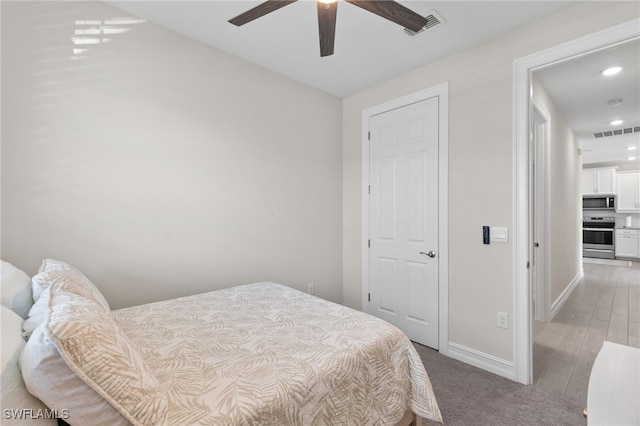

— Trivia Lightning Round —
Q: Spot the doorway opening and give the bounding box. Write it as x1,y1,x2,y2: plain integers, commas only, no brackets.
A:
514,19,640,385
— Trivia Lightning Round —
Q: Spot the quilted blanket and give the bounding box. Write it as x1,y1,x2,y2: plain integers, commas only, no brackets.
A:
112,282,442,425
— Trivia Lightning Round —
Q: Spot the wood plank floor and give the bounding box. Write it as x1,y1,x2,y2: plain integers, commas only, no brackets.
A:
533,259,640,406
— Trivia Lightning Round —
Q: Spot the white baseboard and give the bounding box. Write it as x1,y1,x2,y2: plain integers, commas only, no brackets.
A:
447,342,515,380
549,269,583,320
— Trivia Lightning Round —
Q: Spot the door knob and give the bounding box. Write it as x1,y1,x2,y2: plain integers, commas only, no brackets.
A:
420,251,437,258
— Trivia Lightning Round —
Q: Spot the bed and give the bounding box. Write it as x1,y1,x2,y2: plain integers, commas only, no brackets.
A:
3,259,442,425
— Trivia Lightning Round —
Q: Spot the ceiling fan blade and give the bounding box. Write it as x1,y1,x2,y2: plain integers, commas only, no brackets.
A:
344,0,427,32
229,0,297,26
317,1,338,57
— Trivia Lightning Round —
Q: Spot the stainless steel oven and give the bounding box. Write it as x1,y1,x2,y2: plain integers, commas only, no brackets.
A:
583,217,615,259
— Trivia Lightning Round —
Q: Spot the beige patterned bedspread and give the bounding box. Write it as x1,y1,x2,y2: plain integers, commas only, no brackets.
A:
112,282,442,425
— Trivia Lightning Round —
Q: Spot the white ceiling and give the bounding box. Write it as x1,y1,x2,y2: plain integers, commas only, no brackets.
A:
535,39,640,165
106,1,579,97
105,1,639,165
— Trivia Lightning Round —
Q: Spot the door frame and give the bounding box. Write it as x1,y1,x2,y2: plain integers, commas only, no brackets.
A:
513,18,640,384
361,82,449,355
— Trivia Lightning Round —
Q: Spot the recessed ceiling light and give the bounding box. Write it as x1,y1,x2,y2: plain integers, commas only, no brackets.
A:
628,147,638,151
610,119,624,126
628,156,637,161
602,66,622,76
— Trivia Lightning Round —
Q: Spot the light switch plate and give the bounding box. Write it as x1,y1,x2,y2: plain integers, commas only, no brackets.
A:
490,227,509,243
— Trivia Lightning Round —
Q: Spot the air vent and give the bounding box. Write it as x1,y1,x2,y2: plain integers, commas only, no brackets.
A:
593,126,640,138
404,10,444,37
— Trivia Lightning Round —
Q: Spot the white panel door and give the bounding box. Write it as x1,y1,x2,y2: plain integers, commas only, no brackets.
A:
368,97,439,349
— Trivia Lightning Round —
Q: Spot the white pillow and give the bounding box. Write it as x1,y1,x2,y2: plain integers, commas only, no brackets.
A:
22,287,50,340
32,259,93,303
1,305,25,372
31,259,109,310
24,260,109,340
1,306,57,426
20,269,166,425
1,260,34,319
20,326,130,426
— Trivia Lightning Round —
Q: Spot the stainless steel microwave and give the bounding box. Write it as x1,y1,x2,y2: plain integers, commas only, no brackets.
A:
583,195,615,210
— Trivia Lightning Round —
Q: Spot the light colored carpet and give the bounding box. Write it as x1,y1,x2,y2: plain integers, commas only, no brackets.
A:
414,344,586,426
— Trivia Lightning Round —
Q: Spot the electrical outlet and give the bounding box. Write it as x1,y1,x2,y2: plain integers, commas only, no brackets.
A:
308,282,315,295
497,312,509,329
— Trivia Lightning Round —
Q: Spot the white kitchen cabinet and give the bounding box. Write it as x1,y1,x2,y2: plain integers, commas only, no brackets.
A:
616,172,640,213
582,167,616,195
615,228,639,259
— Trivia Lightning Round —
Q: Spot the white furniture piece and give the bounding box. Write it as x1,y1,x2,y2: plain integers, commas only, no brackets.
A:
582,167,616,195
616,171,640,213
587,341,640,426
615,228,640,259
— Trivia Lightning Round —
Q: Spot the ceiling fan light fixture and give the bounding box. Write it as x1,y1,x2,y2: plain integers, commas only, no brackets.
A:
230,0,429,56
602,66,622,76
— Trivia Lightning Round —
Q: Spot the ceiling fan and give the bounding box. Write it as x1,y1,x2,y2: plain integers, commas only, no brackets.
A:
228,0,429,57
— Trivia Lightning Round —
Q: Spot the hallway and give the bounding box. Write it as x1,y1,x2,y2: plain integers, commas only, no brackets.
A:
533,259,640,406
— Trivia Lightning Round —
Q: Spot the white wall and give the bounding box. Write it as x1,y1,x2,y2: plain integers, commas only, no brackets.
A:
532,75,582,308
1,1,343,309
342,2,639,362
